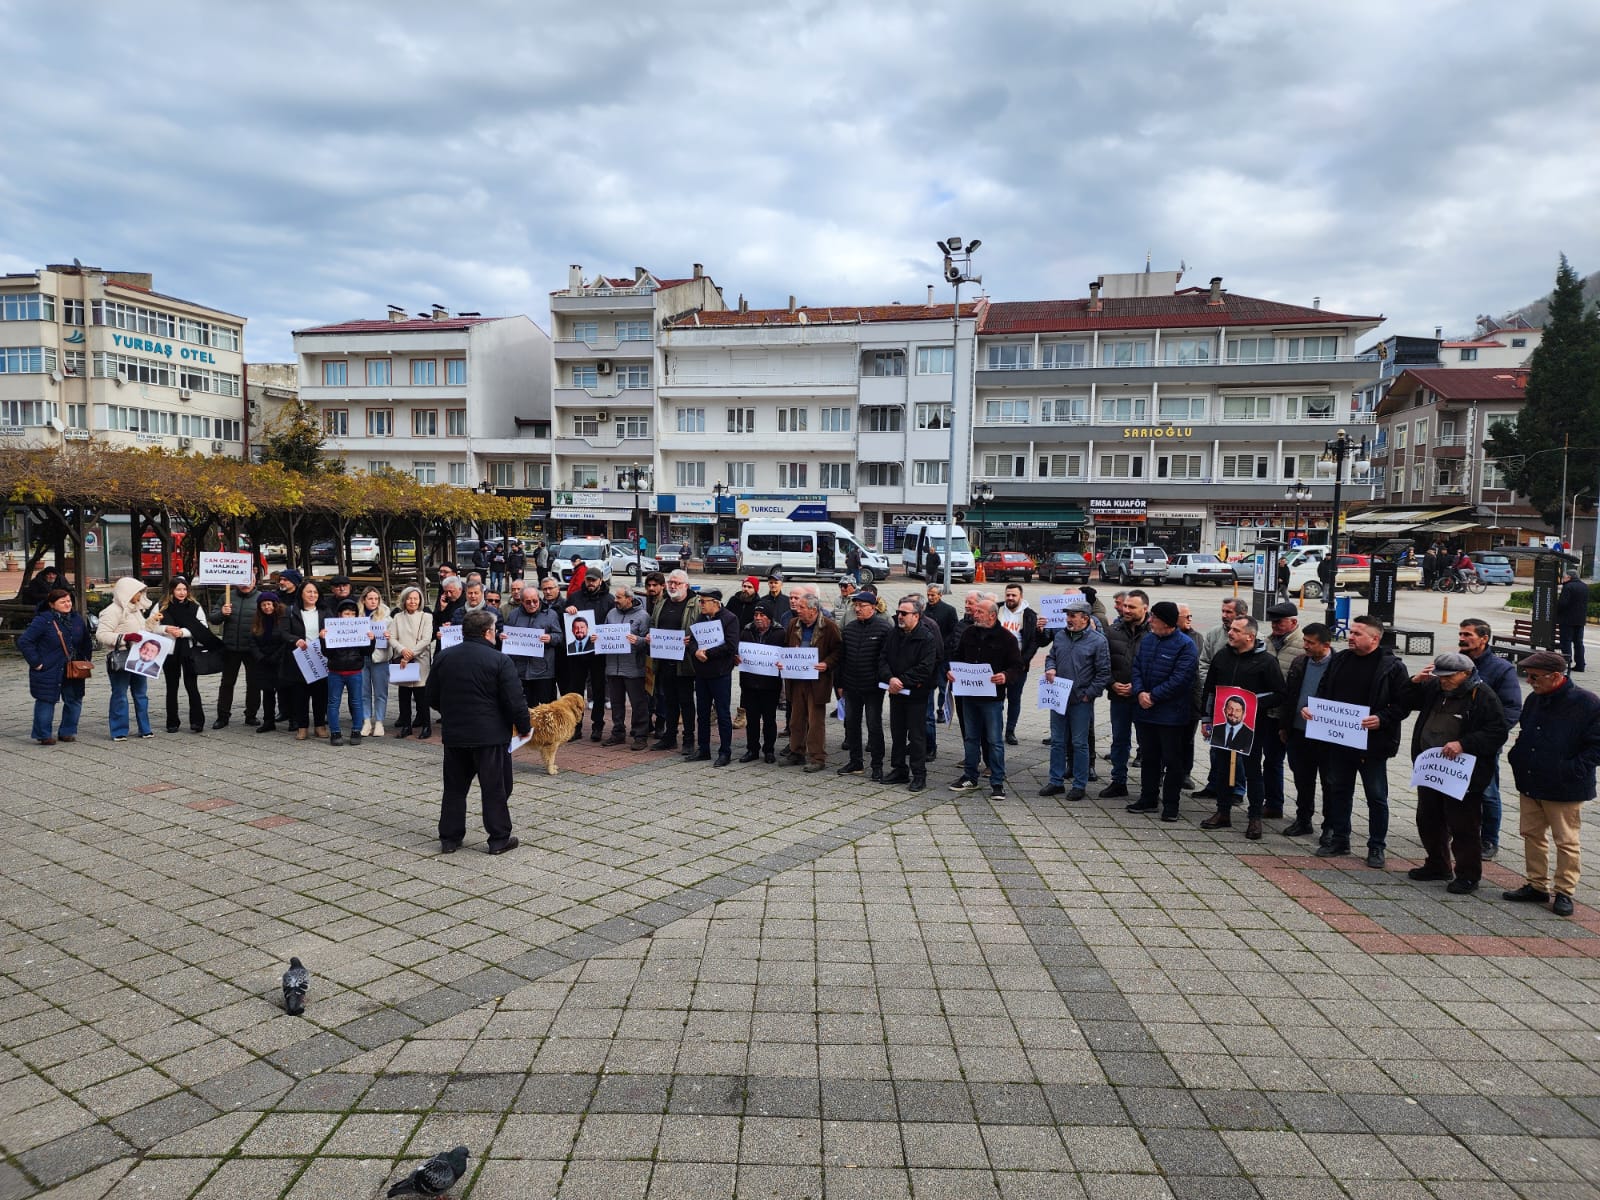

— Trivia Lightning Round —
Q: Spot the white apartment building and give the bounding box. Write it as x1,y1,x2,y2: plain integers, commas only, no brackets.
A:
657,299,978,551
293,307,552,494
0,264,246,456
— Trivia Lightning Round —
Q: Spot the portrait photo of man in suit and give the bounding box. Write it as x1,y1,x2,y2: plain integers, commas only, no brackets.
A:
1213,693,1254,756
566,615,594,656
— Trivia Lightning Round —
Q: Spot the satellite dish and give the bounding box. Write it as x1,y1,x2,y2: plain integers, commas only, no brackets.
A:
45,417,65,433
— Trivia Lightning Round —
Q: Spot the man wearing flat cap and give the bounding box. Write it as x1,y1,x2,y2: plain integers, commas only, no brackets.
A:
1503,650,1600,917
1401,652,1509,893
1040,596,1110,801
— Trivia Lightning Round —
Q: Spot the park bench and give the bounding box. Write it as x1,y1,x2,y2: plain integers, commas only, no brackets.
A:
1490,618,1537,664
1380,626,1435,656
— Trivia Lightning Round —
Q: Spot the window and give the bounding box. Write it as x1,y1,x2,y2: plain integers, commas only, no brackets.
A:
413,461,436,485
217,418,242,442
99,405,178,435
1511,337,1527,349
914,460,949,485
778,462,808,489
322,360,347,386
365,359,391,386
1157,453,1205,480
571,365,598,390
0,400,49,425
1157,396,1205,422
0,293,55,321
1285,335,1338,361
676,461,706,489
862,406,903,432
916,346,953,374
1161,337,1212,365
1039,396,1088,424
619,414,649,439
819,462,852,490
61,298,83,326
727,461,756,489
727,407,755,433
410,359,436,386
820,407,851,432
1100,340,1150,367
1226,336,1275,363
914,402,952,430
488,461,515,488
1098,453,1144,479
324,409,348,436
65,403,86,429
616,320,650,342
91,299,172,336
368,460,391,474
446,409,467,436
62,351,85,376
987,343,1032,370
1041,341,1086,368
179,414,215,438
570,321,598,343
1394,425,1408,450
1458,348,1478,362
571,464,599,487
1392,467,1404,493
1483,460,1508,489
981,453,1026,478
1434,464,1456,489
1414,417,1428,445
676,407,705,433
524,461,551,489
1286,394,1336,421
619,364,649,389
445,359,466,385
448,462,468,486
570,414,599,437
412,409,438,437
1412,464,1425,491
366,409,393,436
1220,454,1270,480
775,407,805,433
0,347,52,374
1221,395,1272,422
1283,452,1319,479
1037,452,1083,479
867,350,905,377
859,462,902,487
1098,395,1146,423
176,317,238,350
984,398,1030,424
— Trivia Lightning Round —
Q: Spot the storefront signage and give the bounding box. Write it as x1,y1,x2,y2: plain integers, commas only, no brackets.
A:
1088,498,1147,519
0,426,24,438
110,333,220,363
552,507,613,521
1122,426,1192,439
553,490,635,510
734,498,827,521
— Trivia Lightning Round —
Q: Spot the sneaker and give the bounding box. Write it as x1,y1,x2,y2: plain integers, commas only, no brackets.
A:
1502,884,1550,903
1065,788,1087,802
884,771,910,784
330,733,344,746
1408,866,1452,882
1098,782,1129,799
949,777,978,792
990,783,1005,799
1364,850,1386,870
629,738,648,751
1553,893,1575,917
1314,842,1350,858
139,731,155,739
802,762,826,773
349,732,361,745
1125,800,1158,813
837,762,866,776
1481,840,1499,860
112,735,127,742
1038,783,1066,797
1446,878,1479,895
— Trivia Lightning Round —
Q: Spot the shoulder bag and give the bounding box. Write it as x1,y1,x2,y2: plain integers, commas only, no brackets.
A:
56,623,93,681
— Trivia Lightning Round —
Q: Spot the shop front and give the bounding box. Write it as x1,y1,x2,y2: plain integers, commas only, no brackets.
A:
1212,502,1331,558
967,503,1087,557
1144,505,1205,556
551,489,641,543
1088,497,1148,554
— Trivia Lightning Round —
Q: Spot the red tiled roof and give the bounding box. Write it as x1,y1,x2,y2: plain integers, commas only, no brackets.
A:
1385,367,1528,402
979,288,1380,333
666,302,979,328
295,316,500,335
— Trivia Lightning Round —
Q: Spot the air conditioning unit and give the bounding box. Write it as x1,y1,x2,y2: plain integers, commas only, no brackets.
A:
112,374,125,387
211,440,225,453
596,411,610,422
179,388,192,401
596,360,613,375
48,370,62,385
178,437,192,449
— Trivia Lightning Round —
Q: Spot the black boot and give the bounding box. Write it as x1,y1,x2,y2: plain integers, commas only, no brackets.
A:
417,721,432,739
396,724,412,739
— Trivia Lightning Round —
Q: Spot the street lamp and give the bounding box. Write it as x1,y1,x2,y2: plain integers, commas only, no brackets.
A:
971,481,994,558
937,236,981,591
711,480,727,550
623,462,649,580
1284,481,1312,548
1318,429,1369,628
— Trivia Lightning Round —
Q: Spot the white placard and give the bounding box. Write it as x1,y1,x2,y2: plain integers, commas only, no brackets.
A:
510,730,533,754
1039,595,1069,629
194,552,254,586
649,629,687,660
123,632,174,678
438,624,464,649
1411,748,1478,801
388,661,421,684
564,610,597,655
1306,697,1369,749
294,641,328,683
370,618,388,649
834,696,846,720
595,623,633,654
737,641,781,676
777,646,819,679
950,661,998,697
1038,677,1074,714
500,626,547,657
322,617,372,649
690,619,726,651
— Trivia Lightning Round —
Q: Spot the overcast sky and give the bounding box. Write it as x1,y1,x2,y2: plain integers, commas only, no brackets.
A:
2,0,1595,361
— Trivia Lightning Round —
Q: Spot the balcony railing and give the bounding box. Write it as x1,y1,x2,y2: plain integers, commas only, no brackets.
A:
1433,482,1467,496
980,353,1370,371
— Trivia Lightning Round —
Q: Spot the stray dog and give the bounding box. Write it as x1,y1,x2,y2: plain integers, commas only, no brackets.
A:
527,692,587,775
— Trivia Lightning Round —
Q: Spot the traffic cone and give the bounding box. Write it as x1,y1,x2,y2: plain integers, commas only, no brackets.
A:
975,563,986,583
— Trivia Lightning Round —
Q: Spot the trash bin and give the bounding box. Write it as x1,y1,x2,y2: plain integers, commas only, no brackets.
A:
1333,595,1351,638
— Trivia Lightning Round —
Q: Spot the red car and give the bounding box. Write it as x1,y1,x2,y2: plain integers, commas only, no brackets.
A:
978,551,1036,581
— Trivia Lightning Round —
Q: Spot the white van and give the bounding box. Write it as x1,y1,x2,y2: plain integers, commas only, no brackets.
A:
902,522,976,582
736,521,888,581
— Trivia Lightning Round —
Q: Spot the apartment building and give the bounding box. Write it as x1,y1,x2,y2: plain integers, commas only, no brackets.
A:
656,299,979,552
971,271,1383,557
547,265,724,539
0,264,246,456
292,307,551,493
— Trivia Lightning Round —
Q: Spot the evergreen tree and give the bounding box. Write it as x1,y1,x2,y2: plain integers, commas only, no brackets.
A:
1484,255,1600,528
259,405,346,475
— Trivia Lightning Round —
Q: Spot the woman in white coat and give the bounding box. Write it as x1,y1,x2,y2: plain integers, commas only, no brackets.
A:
388,585,434,738
95,577,163,740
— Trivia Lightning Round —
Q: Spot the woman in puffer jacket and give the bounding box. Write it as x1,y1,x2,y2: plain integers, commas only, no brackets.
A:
95,577,162,740
359,586,392,736
388,586,434,739
152,577,214,733
249,591,287,733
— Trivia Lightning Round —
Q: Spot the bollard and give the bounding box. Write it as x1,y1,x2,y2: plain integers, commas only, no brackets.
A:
1232,576,1239,599
1441,593,1448,625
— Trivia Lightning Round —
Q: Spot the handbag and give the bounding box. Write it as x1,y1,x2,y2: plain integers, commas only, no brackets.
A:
106,643,130,672
55,624,93,681
191,642,224,675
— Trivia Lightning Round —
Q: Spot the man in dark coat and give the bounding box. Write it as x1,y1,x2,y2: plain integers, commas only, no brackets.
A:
949,596,1025,798
1457,618,1522,860
1100,590,1150,799
1128,600,1199,821
209,576,261,728
424,610,531,855
687,588,741,766
838,589,893,780
998,582,1042,746
568,571,616,741
880,593,940,792
1556,568,1589,672
1199,615,1285,839
922,583,959,756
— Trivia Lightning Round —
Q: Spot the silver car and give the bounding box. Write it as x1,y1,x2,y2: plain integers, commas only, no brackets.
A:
1165,553,1235,586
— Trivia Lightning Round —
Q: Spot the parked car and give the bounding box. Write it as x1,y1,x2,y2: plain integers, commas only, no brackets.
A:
656,542,688,571
1099,545,1169,585
348,536,381,567
1473,553,1516,585
607,542,659,580
1227,554,1257,583
703,543,740,574
1165,553,1235,586
552,537,614,585
309,540,338,566
1040,552,1091,584
1288,552,1421,598
979,551,1036,582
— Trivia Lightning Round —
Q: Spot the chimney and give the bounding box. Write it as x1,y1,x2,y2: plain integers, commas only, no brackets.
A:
1087,279,1102,312
568,264,583,291
927,285,934,304
1208,276,1224,306
738,295,748,314
1435,326,1443,340
1312,296,1321,310
787,295,797,313
692,263,703,279
431,304,448,320
386,305,407,323
634,267,648,283
1514,370,1528,389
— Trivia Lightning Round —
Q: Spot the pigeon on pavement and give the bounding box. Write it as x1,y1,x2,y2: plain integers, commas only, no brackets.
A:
387,1145,470,1197
281,956,309,1016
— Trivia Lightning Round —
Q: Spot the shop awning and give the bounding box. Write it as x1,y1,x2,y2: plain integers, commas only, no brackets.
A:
977,504,1086,526
1343,506,1473,536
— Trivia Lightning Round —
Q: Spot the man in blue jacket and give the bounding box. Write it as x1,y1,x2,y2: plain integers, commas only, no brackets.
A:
1503,650,1600,917
1128,600,1199,821
1039,596,1110,801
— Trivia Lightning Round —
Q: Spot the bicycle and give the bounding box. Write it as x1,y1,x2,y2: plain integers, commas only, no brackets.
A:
1431,572,1486,595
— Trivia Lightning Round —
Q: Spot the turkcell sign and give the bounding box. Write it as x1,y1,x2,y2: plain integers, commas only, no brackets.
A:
739,501,827,521
110,333,219,363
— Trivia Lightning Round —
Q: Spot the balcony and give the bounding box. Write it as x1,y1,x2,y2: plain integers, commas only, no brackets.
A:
553,336,654,361
1432,482,1468,497
554,431,654,452
300,383,467,403
976,354,1378,389
553,386,654,408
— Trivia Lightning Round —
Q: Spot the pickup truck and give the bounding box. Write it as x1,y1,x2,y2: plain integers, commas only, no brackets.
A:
1286,552,1421,599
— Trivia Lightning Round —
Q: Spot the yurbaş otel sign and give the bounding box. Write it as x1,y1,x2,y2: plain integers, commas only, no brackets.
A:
109,333,221,363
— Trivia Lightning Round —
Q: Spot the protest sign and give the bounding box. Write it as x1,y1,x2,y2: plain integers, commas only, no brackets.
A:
500,626,546,657
1039,594,1069,629
777,646,819,679
370,619,388,649
690,618,726,650
648,629,686,661
737,641,781,676
564,611,597,655
510,730,534,754
950,661,997,697
1210,686,1257,754
194,552,254,586
1411,748,1477,801
388,661,421,684
438,624,464,649
124,632,174,679
1306,697,1369,749
294,641,328,683
1037,677,1073,714
322,617,372,649
594,623,633,654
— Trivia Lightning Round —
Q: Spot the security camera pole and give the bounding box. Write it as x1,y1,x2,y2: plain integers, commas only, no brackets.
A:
937,237,980,592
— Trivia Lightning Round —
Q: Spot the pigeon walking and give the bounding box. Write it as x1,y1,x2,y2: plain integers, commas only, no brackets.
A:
281,957,309,1016
387,1146,469,1197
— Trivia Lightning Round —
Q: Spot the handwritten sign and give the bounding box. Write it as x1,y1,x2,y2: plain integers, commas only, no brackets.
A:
737,641,781,676
323,617,372,649
777,646,819,679
194,552,254,586
1411,748,1477,801
595,623,633,654
388,660,421,683
438,624,464,649
370,618,388,649
1306,697,1369,750
294,641,328,683
1039,595,1069,629
950,661,997,697
1037,677,1073,714
500,626,547,657
690,619,726,651
648,629,686,661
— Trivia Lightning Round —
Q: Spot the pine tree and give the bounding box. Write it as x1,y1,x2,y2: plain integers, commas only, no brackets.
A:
258,405,346,475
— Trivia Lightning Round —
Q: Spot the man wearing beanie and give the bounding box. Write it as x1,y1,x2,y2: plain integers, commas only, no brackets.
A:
727,576,760,630
1401,651,1508,893
1128,600,1199,820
